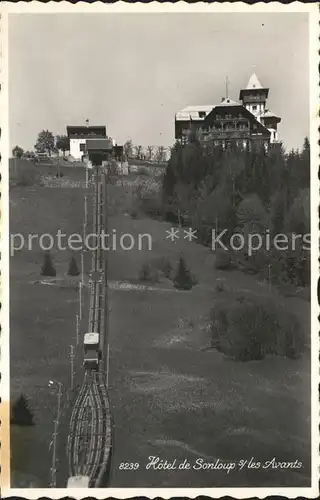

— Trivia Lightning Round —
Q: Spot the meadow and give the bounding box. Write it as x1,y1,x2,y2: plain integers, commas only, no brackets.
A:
9,162,311,487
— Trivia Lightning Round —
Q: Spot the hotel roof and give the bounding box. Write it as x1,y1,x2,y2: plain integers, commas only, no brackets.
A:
175,105,215,121
246,72,264,90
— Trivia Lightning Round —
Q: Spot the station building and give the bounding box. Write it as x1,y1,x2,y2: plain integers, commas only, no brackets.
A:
66,125,107,160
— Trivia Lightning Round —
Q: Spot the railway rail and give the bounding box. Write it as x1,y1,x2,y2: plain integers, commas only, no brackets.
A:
67,166,112,487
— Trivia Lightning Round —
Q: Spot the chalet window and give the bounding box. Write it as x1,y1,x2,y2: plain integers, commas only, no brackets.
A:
216,114,221,119
80,143,86,152
199,111,206,118
252,105,257,111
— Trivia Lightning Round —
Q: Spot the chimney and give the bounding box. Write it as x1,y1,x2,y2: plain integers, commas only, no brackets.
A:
85,118,89,127
221,97,225,102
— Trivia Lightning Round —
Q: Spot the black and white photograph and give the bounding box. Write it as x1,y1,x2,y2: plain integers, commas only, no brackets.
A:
1,2,319,497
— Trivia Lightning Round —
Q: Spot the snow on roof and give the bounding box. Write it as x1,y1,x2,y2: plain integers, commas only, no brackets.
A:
219,97,241,106
84,332,99,344
175,105,215,121
246,72,264,90
261,110,280,118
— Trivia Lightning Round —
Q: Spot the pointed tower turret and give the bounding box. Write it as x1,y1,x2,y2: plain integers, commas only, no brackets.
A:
239,73,269,120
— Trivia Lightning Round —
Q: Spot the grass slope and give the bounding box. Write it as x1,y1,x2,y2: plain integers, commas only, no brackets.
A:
10,183,89,486
106,183,311,487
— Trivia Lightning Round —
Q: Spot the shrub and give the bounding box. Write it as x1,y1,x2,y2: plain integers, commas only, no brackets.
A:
11,394,35,426
209,296,305,361
67,256,80,276
129,209,138,219
139,196,163,217
173,254,194,290
214,249,233,270
138,262,160,283
137,166,151,176
215,282,225,293
154,256,172,278
40,251,56,277
133,179,163,218
10,159,41,188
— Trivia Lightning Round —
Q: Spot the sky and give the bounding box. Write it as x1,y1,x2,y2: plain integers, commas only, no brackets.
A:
9,12,309,152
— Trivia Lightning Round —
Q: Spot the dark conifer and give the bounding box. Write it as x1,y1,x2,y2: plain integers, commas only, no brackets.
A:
40,251,56,277
11,394,35,426
173,254,193,290
67,256,80,276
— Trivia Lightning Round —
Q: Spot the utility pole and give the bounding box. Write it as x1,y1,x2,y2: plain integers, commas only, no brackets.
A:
49,380,63,488
84,195,88,241
70,345,75,390
76,314,79,346
268,263,272,293
225,76,229,99
81,252,84,285
232,176,235,208
57,153,61,179
79,282,82,321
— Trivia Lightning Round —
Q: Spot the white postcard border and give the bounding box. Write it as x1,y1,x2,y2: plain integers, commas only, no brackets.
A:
0,2,319,498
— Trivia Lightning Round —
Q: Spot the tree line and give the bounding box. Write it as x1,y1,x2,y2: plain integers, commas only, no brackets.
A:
13,133,169,163
161,136,310,288
123,139,167,163
12,131,70,159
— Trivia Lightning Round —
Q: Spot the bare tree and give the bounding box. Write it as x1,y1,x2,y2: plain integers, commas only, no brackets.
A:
124,140,133,159
147,145,154,161
135,145,143,160
155,146,166,163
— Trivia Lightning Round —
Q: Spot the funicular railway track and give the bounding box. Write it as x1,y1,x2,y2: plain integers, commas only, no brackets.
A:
67,165,112,488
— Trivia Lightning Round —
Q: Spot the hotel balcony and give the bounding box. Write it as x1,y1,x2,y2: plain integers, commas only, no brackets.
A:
201,129,251,141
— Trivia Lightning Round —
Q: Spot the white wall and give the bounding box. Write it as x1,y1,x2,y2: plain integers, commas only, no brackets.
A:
268,128,278,143
245,102,265,118
70,138,86,160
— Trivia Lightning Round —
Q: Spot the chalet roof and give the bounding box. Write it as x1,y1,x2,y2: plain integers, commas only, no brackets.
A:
85,138,113,151
175,105,215,121
246,72,264,90
204,104,271,136
66,125,106,138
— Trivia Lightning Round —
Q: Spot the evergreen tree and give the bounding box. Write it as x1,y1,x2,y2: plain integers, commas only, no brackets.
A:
173,254,194,290
11,394,35,426
299,137,310,188
270,190,286,234
40,251,56,277
67,256,80,276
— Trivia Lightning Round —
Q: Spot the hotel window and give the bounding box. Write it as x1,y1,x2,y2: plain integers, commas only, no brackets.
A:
80,143,86,152
252,105,257,112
